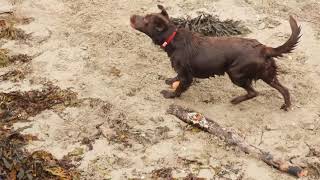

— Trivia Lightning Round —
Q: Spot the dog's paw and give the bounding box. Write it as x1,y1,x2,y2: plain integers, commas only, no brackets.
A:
160,90,176,99
280,104,291,111
230,97,241,104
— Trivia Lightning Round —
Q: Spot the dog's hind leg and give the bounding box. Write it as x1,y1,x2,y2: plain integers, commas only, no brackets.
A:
227,68,258,104
261,59,291,111
230,79,258,104
262,77,291,111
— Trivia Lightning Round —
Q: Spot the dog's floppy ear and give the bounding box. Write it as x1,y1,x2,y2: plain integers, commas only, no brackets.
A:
154,15,168,32
157,5,169,19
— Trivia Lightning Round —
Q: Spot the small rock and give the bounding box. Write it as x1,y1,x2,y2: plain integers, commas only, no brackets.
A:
292,133,302,140
304,123,315,130
172,169,188,178
267,24,276,28
316,32,320,40
258,23,266,30
198,169,214,179
209,158,220,168
265,125,277,131
228,173,239,180
244,0,254,4
0,5,13,13
141,6,147,11
67,147,84,157
195,8,210,15
81,46,88,50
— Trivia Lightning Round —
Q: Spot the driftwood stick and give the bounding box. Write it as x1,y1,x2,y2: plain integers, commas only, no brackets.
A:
167,104,308,178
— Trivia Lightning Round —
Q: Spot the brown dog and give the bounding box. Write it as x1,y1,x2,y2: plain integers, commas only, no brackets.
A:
130,5,301,111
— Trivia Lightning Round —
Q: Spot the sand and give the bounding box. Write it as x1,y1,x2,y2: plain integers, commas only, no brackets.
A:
1,0,320,179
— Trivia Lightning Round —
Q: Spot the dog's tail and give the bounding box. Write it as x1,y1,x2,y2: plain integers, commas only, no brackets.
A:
265,16,301,58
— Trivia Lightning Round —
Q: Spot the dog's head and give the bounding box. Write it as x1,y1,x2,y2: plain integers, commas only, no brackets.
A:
130,5,174,45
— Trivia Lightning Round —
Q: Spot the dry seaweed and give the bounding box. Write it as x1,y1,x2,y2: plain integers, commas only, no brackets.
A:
107,113,153,148
0,84,79,125
171,13,251,37
109,66,121,77
9,54,32,64
0,70,26,82
183,173,205,180
0,84,87,179
0,23,30,40
0,83,114,179
151,168,173,179
0,14,82,179
0,15,34,25
0,15,32,40
0,51,32,81
0,48,9,67
0,130,80,180
305,160,320,179
0,79,116,179
108,114,133,148
0,49,32,67
81,123,106,150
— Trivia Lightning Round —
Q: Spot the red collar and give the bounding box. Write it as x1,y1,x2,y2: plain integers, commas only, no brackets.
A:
161,29,177,48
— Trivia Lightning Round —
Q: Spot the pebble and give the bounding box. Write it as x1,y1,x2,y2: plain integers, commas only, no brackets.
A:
244,0,254,5
198,169,215,179
81,46,88,50
258,22,266,30
172,169,188,178
209,158,221,168
0,5,13,13
304,123,315,130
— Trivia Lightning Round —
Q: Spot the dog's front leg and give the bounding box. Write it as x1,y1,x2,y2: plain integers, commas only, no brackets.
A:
161,71,193,99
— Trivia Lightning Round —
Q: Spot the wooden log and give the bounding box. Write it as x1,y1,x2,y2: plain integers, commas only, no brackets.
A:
167,104,308,178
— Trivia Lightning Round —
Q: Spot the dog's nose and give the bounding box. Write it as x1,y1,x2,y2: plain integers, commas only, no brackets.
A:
130,15,137,29
130,15,136,24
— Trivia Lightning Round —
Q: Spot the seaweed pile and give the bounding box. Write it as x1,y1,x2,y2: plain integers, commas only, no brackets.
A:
171,13,251,36
0,22,30,40
0,49,9,67
0,85,81,179
0,70,26,82
0,11,84,179
0,49,32,68
151,168,173,179
0,130,79,180
0,49,34,83
0,84,79,125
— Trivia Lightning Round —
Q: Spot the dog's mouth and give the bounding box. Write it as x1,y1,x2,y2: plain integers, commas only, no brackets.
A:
130,22,136,29
130,16,137,29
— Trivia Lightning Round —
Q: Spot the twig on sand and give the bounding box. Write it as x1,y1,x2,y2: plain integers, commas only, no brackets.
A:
167,104,308,178
258,128,264,146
